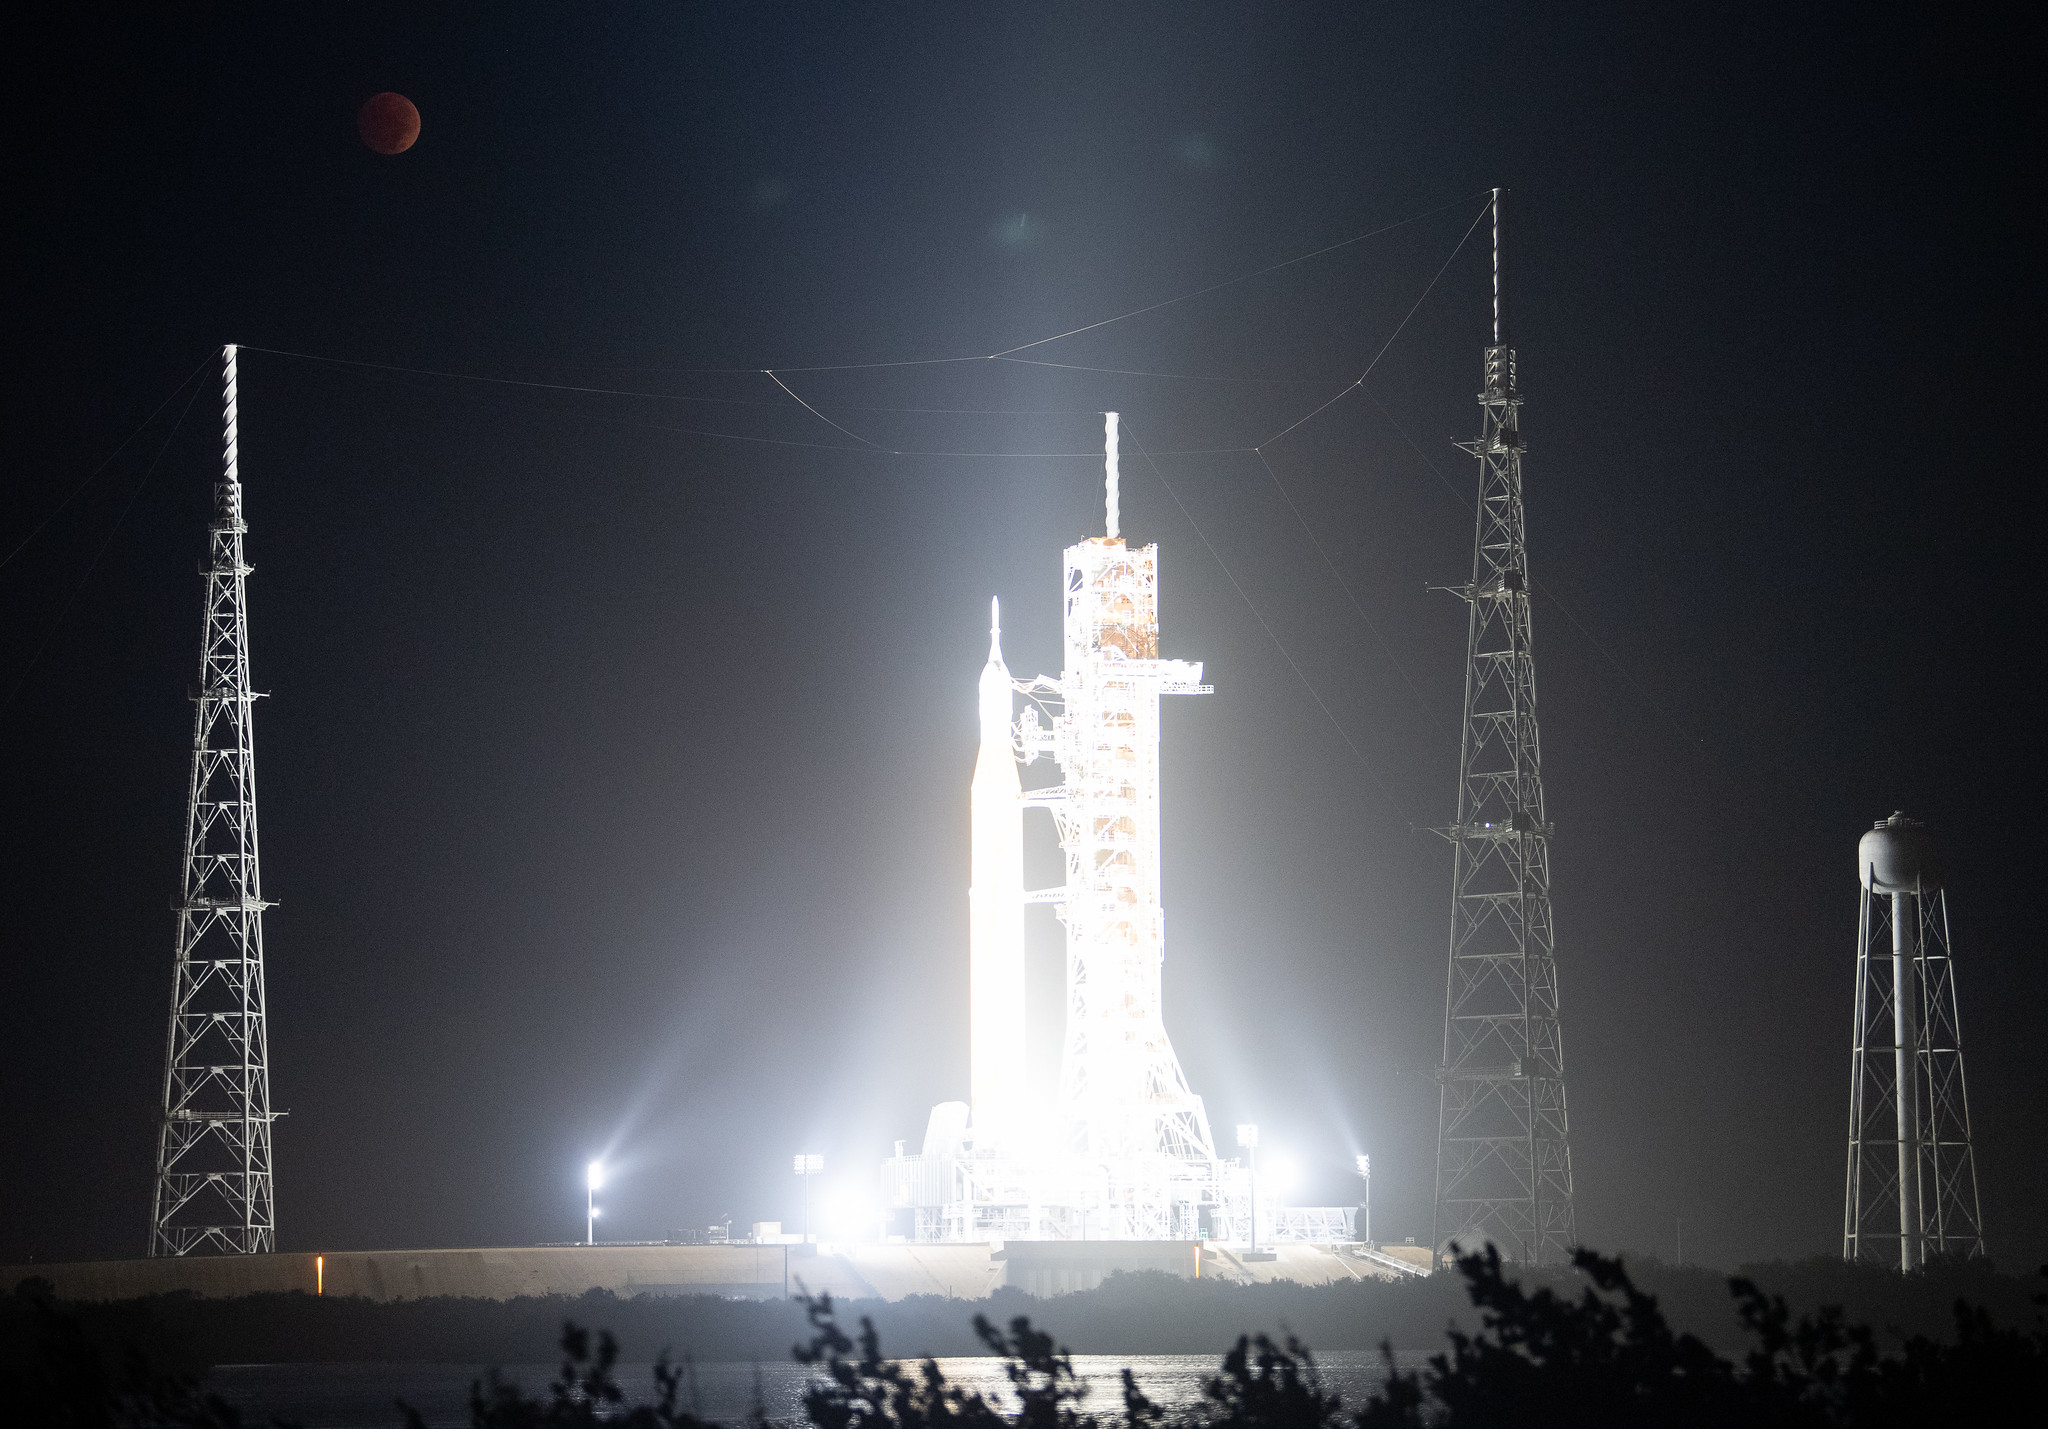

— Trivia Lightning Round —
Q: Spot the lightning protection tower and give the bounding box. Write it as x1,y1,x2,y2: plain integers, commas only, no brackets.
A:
148,344,278,1255
1431,190,1578,1265
1844,813,1984,1267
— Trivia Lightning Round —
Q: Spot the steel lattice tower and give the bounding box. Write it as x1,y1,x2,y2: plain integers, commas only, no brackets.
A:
1431,191,1577,1264
1844,813,1984,1267
149,343,277,1256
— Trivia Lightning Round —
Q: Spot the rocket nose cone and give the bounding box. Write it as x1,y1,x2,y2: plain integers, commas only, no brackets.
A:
978,595,1012,740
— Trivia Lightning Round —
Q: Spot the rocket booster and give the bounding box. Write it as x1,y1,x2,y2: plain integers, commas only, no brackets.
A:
969,596,1027,1143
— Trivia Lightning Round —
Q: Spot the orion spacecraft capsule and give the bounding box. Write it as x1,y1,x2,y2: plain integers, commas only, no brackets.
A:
968,597,1027,1144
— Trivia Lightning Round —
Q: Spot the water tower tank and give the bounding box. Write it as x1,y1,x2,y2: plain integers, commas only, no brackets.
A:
1859,812,1945,894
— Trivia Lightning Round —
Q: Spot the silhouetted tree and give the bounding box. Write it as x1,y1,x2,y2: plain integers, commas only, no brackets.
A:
1355,1245,2048,1428
1198,1333,1345,1429
401,1321,720,1429
1,1274,258,1427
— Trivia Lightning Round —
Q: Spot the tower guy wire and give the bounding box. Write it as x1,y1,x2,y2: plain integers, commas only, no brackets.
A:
1,374,208,716
1123,422,1413,822
1,353,216,577
1251,446,1436,716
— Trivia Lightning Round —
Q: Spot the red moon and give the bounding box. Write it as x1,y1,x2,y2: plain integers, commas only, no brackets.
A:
357,92,420,155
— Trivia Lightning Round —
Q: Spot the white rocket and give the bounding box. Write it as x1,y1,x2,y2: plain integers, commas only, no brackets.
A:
968,596,1027,1144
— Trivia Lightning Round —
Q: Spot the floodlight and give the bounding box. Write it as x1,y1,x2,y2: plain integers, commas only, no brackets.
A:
1356,1154,1373,1246
794,1153,824,1174
1235,1123,1258,1149
587,1160,604,1191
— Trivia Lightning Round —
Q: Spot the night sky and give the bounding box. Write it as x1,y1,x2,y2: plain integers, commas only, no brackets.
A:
3,3,2039,1271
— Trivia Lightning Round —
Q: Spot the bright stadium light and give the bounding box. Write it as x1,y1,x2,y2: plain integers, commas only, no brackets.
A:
586,1160,604,1245
1235,1124,1261,1251
1355,1155,1371,1246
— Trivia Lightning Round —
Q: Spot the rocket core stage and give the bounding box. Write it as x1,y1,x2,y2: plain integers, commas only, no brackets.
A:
968,597,1026,1143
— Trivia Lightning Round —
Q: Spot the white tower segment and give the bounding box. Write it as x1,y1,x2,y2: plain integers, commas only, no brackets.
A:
150,344,277,1255
1042,413,1215,1176
969,597,1027,1143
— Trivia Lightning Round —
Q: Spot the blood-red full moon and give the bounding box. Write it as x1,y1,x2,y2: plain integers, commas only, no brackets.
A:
357,92,420,155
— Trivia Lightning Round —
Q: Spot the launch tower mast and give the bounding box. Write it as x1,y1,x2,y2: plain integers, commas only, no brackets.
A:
1431,191,1578,1264
148,344,278,1255
1046,425,1217,1176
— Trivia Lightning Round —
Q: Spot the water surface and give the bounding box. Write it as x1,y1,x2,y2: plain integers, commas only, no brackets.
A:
212,1352,1410,1428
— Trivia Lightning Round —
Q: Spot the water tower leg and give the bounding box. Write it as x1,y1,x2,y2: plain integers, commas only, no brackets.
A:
1892,890,1923,1270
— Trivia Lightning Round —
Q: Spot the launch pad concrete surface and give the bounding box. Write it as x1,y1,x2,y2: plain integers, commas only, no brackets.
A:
6,1241,1424,1304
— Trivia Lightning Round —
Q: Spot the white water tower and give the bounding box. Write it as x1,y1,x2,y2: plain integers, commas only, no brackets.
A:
1843,813,1984,1267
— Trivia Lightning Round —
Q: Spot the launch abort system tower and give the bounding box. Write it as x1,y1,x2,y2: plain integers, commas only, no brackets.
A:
1844,813,1984,1267
148,344,278,1256
1431,190,1578,1265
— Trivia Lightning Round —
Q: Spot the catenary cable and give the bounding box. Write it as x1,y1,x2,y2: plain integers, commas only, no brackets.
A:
244,189,1480,387
2,377,207,713
1361,387,1718,759
285,348,1253,459
989,357,1343,386
1257,200,1490,450
1,354,214,575
1251,446,1437,716
763,369,888,449
985,191,1491,359
1122,422,1414,820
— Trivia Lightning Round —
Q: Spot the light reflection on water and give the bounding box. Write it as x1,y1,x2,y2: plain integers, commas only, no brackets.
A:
212,1352,1414,1428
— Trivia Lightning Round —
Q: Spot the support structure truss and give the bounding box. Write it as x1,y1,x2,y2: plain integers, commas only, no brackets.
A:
1432,192,1577,1265
149,344,277,1256
1043,534,1216,1172
1844,881,1984,1266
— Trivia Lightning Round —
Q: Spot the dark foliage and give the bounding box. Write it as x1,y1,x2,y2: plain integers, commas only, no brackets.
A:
398,1321,721,1429
9,1250,2046,1427
792,1293,1346,1429
0,1274,261,1427
791,1289,1129,1429
1198,1333,1345,1429
1358,1245,2048,1428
